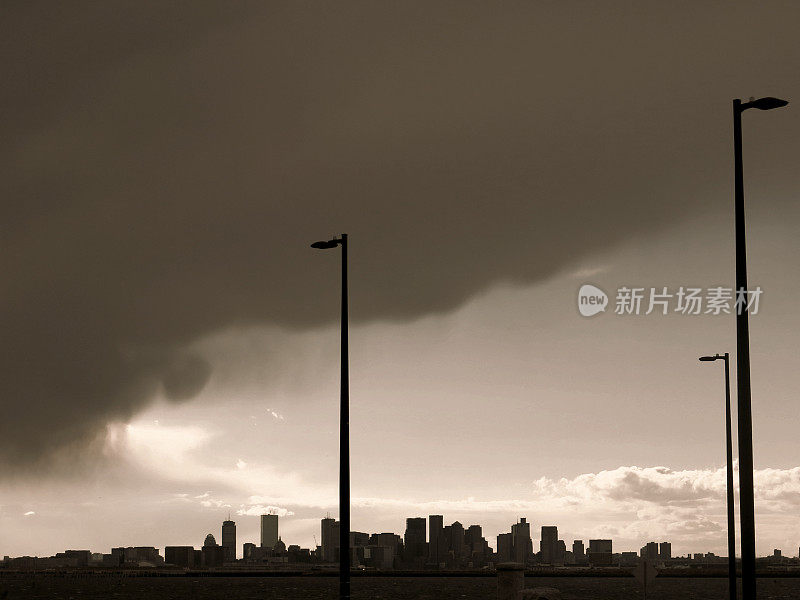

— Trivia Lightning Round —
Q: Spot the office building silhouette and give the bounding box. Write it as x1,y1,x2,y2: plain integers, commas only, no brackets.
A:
404,517,427,561
540,526,558,565
222,519,236,562
573,540,585,564
261,514,278,549
659,542,671,560
588,539,613,566
321,517,339,562
497,532,513,562
511,518,531,565
428,515,444,564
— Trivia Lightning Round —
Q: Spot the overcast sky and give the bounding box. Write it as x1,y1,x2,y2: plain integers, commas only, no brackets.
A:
2,2,800,559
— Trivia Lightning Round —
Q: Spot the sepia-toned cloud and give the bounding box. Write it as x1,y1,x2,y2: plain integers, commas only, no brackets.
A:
3,2,799,471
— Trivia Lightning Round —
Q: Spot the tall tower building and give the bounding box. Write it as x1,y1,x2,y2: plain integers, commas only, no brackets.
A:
222,519,236,561
429,515,444,563
404,517,427,560
260,514,279,549
572,540,585,562
511,518,531,565
659,542,671,560
540,526,558,564
449,521,465,559
321,517,339,562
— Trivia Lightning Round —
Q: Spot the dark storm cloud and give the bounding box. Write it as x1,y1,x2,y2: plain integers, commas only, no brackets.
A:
2,2,799,471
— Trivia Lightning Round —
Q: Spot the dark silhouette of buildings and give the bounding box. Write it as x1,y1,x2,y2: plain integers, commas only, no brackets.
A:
660,542,672,560
495,518,532,565
511,518,532,565
540,526,558,565
321,517,339,562
497,532,513,562
442,521,465,563
261,514,278,549
464,524,490,565
350,532,369,548
573,540,585,564
243,542,256,560
202,533,225,567
165,546,195,568
6,510,763,574
111,546,162,566
588,539,613,566
287,544,312,563
404,517,427,563
640,540,672,563
222,519,236,562
429,515,444,565
556,539,567,565
641,541,659,560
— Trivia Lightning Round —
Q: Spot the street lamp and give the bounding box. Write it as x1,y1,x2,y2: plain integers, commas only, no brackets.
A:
699,353,736,600
732,96,788,600
311,233,350,600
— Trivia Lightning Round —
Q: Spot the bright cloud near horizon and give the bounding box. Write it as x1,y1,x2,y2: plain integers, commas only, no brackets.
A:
2,2,800,562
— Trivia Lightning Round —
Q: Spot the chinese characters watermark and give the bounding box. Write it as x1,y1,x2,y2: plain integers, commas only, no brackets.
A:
578,284,762,317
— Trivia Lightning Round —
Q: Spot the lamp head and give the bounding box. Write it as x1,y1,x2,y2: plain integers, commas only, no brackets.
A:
743,96,789,111
699,355,721,362
310,239,341,249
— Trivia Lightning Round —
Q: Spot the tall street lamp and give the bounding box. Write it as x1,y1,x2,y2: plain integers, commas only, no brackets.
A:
732,96,788,599
311,233,350,600
699,353,736,600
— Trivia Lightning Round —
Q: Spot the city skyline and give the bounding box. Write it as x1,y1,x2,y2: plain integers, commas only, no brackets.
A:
7,499,800,562
2,1,800,581
6,510,799,567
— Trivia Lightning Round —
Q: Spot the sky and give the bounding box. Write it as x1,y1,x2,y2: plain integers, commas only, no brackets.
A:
2,1,800,559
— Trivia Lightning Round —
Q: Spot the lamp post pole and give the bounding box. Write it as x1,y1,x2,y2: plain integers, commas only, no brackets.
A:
732,96,788,600
339,233,350,600
733,98,756,600
723,352,736,600
311,233,350,600
700,352,737,600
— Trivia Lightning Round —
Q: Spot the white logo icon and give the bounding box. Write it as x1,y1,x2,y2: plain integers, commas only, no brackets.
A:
578,284,608,317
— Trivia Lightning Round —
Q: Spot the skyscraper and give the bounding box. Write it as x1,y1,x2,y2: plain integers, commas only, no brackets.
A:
243,542,256,560
588,539,613,566
321,517,339,562
260,514,278,549
222,519,236,561
572,540,585,563
428,515,443,564
464,525,488,563
556,539,566,565
497,533,513,562
440,521,465,562
640,541,659,560
659,542,671,560
540,526,558,565
404,517,427,561
511,518,531,565
464,525,482,549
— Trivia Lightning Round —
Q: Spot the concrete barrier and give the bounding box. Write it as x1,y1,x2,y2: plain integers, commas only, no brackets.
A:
497,563,524,600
